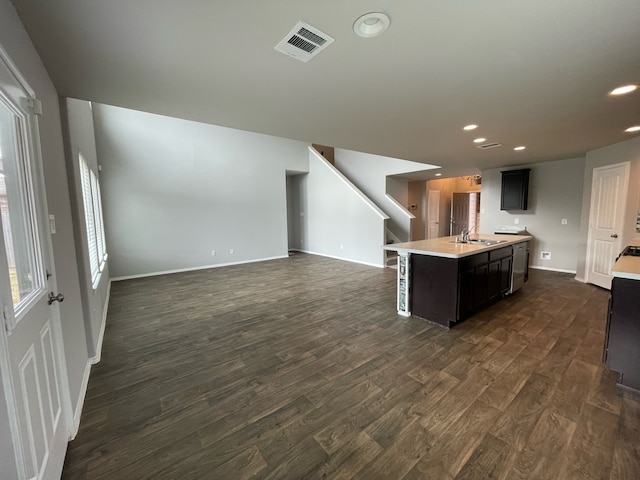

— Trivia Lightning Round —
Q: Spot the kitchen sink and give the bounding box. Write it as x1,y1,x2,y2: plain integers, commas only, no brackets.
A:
450,239,507,246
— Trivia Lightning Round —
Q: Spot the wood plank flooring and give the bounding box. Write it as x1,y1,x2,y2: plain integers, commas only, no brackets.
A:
62,253,640,479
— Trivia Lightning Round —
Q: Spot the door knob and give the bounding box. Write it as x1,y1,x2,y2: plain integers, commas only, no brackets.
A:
48,292,65,305
611,234,619,238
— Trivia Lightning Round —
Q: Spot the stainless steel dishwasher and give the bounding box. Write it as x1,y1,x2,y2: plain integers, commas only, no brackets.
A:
510,242,528,293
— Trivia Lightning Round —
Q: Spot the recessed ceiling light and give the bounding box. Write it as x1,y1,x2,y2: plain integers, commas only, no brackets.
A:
463,124,478,131
473,137,486,143
514,146,526,151
625,126,640,133
353,12,390,38
610,85,638,96
435,173,442,177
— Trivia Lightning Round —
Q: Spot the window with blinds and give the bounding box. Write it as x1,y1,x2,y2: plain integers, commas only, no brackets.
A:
79,153,107,286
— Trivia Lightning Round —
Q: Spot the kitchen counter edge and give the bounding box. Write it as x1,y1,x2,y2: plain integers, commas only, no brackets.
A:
382,234,532,259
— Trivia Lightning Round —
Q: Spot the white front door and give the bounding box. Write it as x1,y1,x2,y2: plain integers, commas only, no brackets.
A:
586,162,630,289
427,189,440,238
0,52,70,479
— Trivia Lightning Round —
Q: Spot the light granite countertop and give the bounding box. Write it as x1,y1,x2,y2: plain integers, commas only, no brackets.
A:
612,241,640,280
383,234,532,259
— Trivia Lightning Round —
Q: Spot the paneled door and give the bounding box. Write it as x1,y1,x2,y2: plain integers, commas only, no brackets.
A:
427,189,440,238
0,53,70,479
586,162,630,290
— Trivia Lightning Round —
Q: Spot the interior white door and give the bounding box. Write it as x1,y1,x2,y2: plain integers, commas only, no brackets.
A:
427,189,440,238
586,162,630,289
0,53,69,480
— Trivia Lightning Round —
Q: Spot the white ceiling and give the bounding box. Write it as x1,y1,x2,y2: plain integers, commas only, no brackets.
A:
10,0,640,175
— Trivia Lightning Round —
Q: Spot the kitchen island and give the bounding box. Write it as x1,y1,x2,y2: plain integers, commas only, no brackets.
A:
604,243,640,392
384,234,532,327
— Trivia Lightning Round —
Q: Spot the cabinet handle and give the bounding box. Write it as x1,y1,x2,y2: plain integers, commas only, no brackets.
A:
610,234,618,238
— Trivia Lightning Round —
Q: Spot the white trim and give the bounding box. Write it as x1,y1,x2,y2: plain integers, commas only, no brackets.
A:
111,255,290,282
529,265,577,275
309,146,389,220
385,193,416,220
90,280,111,364
70,278,111,439
291,249,384,269
70,361,91,440
574,275,587,283
0,45,36,98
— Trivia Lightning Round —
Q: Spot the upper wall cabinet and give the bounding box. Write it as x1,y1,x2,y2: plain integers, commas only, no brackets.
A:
501,168,530,210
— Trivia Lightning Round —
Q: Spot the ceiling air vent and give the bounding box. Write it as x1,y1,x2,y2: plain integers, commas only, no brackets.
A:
477,142,502,150
275,21,335,63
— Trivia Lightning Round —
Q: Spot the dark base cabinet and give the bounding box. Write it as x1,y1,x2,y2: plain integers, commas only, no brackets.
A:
410,246,513,327
605,277,640,392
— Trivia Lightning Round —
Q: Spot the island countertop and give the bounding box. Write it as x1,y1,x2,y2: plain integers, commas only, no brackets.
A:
383,234,533,259
612,241,640,281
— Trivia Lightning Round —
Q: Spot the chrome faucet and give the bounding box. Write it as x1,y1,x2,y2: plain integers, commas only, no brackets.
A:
461,225,478,243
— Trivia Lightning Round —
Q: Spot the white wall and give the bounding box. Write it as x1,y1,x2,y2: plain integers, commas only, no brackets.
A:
334,149,435,242
60,98,110,361
92,104,309,278
0,0,88,436
481,157,585,273
299,149,388,267
575,136,640,280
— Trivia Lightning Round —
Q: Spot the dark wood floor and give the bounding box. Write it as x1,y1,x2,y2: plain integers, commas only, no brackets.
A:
62,253,640,479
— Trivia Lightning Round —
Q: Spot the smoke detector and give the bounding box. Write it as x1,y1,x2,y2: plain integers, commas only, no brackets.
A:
275,21,335,62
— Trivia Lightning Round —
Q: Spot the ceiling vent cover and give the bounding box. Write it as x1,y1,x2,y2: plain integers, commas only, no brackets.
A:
477,142,502,149
275,21,335,62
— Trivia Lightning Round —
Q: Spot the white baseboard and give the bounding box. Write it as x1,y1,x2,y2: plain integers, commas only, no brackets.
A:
111,255,289,282
70,360,92,440
91,280,111,364
574,275,587,283
293,249,384,269
529,265,577,275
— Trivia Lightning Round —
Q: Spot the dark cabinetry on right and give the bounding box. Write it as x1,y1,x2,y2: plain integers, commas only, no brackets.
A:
604,277,640,392
501,169,530,210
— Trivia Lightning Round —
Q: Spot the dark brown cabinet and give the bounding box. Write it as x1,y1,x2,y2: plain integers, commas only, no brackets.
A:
501,169,530,210
411,246,514,327
604,277,640,392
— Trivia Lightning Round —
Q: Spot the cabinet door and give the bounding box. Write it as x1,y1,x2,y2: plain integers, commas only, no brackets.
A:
499,256,513,294
458,268,475,319
606,278,640,390
487,261,501,300
501,169,530,210
473,264,489,308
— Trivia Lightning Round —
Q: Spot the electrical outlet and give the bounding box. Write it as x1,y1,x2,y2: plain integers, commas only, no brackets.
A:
514,218,520,225
229,248,234,254
541,251,551,260
340,244,344,250
561,218,568,225
211,250,216,256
